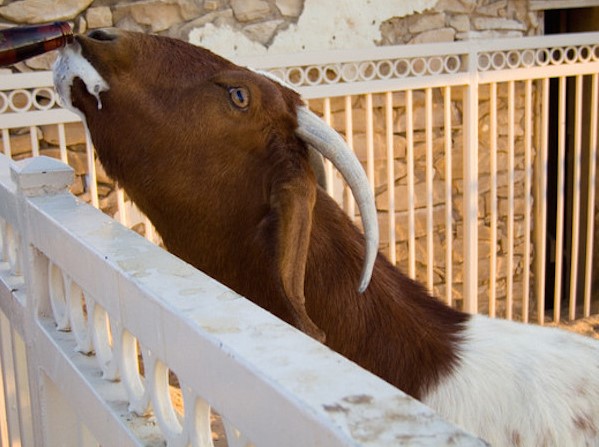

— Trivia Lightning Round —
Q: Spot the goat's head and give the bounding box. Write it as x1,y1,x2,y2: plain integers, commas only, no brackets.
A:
53,29,378,341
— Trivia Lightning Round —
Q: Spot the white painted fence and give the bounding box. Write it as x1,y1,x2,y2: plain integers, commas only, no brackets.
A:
0,153,483,446
1,31,599,444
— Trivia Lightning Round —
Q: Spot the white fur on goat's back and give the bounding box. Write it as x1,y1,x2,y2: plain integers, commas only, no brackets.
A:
422,315,599,446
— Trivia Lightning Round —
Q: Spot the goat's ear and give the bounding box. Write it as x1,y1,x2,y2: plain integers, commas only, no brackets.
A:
271,171,326,342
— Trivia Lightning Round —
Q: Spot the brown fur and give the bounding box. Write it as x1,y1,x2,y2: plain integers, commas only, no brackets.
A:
67,29,469,399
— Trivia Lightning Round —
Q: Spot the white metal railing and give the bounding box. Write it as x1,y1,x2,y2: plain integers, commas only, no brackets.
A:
237,32,599,323
0,153,482,446
1,34,599,320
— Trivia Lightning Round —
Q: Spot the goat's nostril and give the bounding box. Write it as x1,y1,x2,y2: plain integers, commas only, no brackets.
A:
87,29,116,42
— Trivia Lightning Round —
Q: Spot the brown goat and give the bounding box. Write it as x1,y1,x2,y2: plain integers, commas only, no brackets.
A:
54,29,599,446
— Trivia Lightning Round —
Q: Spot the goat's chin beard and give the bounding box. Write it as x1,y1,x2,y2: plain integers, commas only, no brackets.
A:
53,42,109,119
70,79,102,120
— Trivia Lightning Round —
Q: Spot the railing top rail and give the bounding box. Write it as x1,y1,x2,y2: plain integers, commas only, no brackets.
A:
0,156,18,227
233,31,599,68
0,71,54,91
3,32,599,114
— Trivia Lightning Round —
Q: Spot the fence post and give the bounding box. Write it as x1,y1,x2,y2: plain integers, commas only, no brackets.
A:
462,49,479,314
10,156,74,446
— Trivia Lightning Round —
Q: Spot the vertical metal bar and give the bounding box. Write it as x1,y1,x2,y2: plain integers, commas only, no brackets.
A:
425,88,434,291
0,312,21,446
462,53,479,314
406,89,416,279
41,373,79,446
116,187,128,226
444,86,453,306
489,82,498,318
584,73,598,318
2,129,11,158
365,93,375,194
57,123,68,163
84,129,99,208
0,314,10,447
29,126,39,157
323,97,335,198
523,79,533,323
144,216,157,244
535,78,550,325
344,95,356,220
569,75,583,321
506,80,515,321
12,331,33,447
554,76,567,323
385,91,397,265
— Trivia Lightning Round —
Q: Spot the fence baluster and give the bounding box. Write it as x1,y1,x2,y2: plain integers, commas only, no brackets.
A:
444,86,453,306
584,73,599,318
569,75,584,321
555,76,567,323
489,82,498,318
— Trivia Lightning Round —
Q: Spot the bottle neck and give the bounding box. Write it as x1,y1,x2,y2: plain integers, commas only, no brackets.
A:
0,22,73,67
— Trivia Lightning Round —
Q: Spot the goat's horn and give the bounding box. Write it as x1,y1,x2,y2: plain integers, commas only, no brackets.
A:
295,106,378,293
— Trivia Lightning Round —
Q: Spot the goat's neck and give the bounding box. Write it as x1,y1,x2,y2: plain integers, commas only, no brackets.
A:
304,190,469,399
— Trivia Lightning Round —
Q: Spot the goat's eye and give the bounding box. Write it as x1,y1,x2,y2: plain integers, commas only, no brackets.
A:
229,87,250,109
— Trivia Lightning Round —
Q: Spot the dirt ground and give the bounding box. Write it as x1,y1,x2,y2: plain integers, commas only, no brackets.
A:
553,313,599,340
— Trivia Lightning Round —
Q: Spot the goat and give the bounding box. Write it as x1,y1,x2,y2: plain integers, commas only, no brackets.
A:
53,29,599,446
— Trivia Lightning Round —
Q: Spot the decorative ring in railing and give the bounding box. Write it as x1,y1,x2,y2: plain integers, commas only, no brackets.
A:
48,261,93,352
0,86,58,114
265,53,465,88
1,219,23,276
477,44,599,71
0,218,5,263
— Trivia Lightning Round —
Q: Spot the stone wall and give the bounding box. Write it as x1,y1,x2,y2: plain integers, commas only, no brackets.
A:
379,0,542,45
0,0,542,65
310,82,535,317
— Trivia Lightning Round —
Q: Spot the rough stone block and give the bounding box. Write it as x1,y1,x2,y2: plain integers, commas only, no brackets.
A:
243,20,283,45
410,27,456,44
377,179,446,212
434,0,474,13
449,14,470,33
177,0,203,20
114,1,183,33
231,0,271,22
86,6,112,29
473,17,527,31
476,0,507,17
409,12,445,34
41,122,87,146
0,0,93,24
275,0,303,17
351,132,406,162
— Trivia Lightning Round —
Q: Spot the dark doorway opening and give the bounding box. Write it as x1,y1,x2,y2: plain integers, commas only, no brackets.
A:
543,7,599,318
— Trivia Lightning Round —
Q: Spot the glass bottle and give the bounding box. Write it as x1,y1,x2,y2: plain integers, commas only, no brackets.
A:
0,22,73,67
